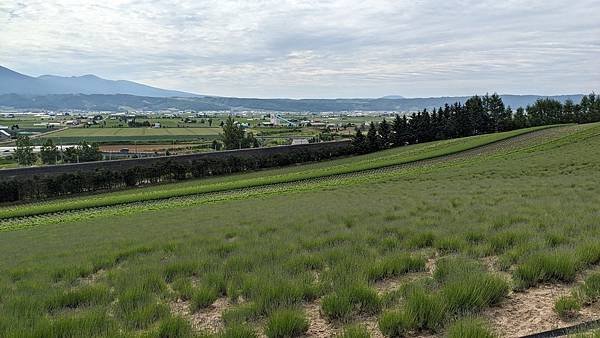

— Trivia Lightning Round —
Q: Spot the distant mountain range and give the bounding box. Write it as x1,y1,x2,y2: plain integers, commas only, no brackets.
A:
0,66,200,97
0,65,588,112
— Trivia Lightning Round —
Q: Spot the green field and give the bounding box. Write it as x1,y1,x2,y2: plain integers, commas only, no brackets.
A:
0,125,553,220
1,123,600,337
38,127,223,144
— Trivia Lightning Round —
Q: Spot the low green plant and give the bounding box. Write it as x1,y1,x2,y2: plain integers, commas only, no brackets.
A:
338,324,371,338
46,285,111,312
219,324,258,338
554,296,581,319
513,252,577,289
402,287,446,330
366,254,426,282
378,310,413,337
447,317,496,338
321,285,381,321
442,274,508,314
156,316,194,338
191,286,219,311
264,309,309,338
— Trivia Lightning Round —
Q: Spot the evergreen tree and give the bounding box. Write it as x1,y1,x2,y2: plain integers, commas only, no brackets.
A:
352,129,367,153
513,107,527,129
221,116,244,150
40,139,59,164
366,122,380,152
378,118,391,148
15,136,37,166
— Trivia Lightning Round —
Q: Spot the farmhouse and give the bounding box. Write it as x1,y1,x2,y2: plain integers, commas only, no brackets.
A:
0,129,10,140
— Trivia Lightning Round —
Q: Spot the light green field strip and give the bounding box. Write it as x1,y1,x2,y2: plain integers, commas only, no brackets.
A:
0,126,553,220
44,127,222,137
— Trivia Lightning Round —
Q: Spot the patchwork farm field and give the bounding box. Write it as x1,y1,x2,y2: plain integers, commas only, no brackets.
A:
40,127,222,143
1,123,600,337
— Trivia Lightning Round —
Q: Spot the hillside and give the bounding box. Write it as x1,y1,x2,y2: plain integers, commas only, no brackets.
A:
1,123,599,337
0,92,586,112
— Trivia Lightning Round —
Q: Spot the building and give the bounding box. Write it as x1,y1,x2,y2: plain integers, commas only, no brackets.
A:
0,130,11,140
291,138,310,145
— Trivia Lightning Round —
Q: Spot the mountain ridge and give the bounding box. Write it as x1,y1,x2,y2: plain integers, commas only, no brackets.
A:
0,66,200,98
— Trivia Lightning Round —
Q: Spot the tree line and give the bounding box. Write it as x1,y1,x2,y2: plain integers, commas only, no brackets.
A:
14,137,102,166
0,143,353,203
352,93,600,152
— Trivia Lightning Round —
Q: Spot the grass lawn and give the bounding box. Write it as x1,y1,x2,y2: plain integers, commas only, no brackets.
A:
1,123,600,336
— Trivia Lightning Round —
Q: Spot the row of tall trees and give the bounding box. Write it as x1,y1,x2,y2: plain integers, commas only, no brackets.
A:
353,93,600,152
14,137,102,166
0,142,353,202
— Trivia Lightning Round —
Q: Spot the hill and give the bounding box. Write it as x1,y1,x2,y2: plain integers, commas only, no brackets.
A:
0,92,586,112
0,65,200,97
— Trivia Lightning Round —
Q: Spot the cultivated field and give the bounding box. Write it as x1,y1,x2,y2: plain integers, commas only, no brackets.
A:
1,123,600,337
40,127,222,143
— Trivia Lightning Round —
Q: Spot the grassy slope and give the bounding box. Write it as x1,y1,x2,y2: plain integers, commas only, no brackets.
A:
0,126,552,219
0,124,599,336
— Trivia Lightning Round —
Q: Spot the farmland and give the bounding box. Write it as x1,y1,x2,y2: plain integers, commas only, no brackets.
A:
1,123,600,337
40,127,223,144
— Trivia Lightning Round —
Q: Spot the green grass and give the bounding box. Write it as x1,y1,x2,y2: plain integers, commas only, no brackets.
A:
554,295,580,319
0,125,553,220
264,309,309,338
447,317,496,338
0,123,599,336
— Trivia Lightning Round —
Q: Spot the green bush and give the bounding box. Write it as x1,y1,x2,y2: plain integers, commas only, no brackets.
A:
442,274,508,314
407,232,435,248
219,324,258,338
264,309,309,338
156,316,193,338
172,278,194,301
447,317,495,338
366,254,426,282
513,252,577,289
322,285,381,321
46,285,111,312
403,287,446,330
554,296,580,319
434,236,466,254
577,272,600,304
339,325,370,338
433,257,483,283
191,286,219,311
378,311,412,337
576,243,600,267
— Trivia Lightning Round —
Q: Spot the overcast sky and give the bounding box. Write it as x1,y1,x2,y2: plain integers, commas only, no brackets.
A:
1,0,599,98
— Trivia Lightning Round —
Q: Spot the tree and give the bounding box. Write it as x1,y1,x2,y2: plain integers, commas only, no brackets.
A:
513,107,527,129
221,116,244,150
78,141,102,162
378,119,391,148
40,139,59,164
15,136,37,166
208,118,213,127
352,129,367,153
366,122,380,152
392,114,410,146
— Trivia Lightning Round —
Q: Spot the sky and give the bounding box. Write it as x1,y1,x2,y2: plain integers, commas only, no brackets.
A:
0,0,599,98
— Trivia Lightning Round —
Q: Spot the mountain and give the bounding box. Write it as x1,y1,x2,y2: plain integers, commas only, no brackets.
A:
0,66,200,97
0,93,587,112
381,95,405,99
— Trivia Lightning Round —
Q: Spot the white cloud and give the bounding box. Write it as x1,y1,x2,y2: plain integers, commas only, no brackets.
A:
0,0,599,97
